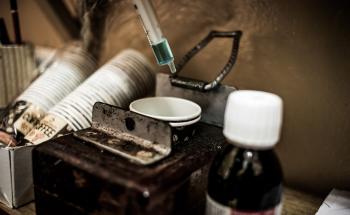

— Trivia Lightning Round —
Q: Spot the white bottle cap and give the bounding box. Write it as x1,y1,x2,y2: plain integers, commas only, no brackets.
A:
223,90,283,149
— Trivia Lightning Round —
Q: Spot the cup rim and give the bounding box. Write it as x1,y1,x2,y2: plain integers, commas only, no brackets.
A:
129,97,201,122
169,115,201,127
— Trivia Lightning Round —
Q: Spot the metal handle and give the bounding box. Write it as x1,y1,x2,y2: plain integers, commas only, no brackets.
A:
170,30,242,91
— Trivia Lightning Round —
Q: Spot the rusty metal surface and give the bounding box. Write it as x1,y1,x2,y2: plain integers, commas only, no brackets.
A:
74,102,172,165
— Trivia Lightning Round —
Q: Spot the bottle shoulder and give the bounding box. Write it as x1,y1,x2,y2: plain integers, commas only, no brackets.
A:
210,144,283,177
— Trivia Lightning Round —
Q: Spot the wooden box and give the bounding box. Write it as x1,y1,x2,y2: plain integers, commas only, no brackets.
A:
32,123,224,215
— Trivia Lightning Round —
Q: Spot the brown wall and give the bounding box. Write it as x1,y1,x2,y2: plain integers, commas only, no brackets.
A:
1,0,350,195
0,0,67,47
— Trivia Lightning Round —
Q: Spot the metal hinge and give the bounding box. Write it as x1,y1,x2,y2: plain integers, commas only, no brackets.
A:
74,102,171,165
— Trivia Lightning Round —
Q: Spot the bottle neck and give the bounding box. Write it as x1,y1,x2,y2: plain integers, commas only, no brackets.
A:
226,138,276,151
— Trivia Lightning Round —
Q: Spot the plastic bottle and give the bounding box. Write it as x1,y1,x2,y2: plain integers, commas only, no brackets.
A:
206,90,284,215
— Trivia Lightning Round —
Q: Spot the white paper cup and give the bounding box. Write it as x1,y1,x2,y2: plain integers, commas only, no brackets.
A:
130,97,202,144
129,97,201,122
48,49,155,131
16,45,96,111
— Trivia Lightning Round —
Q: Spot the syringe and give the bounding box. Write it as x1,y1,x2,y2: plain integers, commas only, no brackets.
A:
133,0,176,74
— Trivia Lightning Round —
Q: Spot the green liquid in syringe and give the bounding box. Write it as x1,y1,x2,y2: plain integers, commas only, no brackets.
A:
151,39,174,65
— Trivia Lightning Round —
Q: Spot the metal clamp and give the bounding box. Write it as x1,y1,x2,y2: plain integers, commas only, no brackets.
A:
170,30,242,91
74,102,172,165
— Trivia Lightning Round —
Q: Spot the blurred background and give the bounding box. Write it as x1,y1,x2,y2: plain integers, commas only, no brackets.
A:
1,0,349,195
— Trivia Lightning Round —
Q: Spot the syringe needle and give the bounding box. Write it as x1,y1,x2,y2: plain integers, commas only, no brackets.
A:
168,61,176,74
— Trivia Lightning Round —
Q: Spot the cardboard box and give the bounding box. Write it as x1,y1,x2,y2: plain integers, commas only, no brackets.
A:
0,45,39,207
0,145,35,208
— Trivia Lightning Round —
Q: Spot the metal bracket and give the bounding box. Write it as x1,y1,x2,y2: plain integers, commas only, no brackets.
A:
74,102,172,165
170,30,242,91
157,73,236,127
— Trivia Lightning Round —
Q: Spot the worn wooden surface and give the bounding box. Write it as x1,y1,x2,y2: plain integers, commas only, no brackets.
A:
282,188,323,215
0,187,323,215
0,202,35,215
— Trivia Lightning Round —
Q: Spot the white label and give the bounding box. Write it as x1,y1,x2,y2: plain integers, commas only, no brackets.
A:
13,104,46,135
206,194,231,215
25,114,67,145
206,194,282,215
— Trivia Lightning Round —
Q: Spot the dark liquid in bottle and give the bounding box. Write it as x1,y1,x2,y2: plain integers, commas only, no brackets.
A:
207,143,283,214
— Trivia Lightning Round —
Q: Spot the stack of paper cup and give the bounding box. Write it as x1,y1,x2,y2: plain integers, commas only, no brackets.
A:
48,49,155,131
0,45,96,146
16,45,96,111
